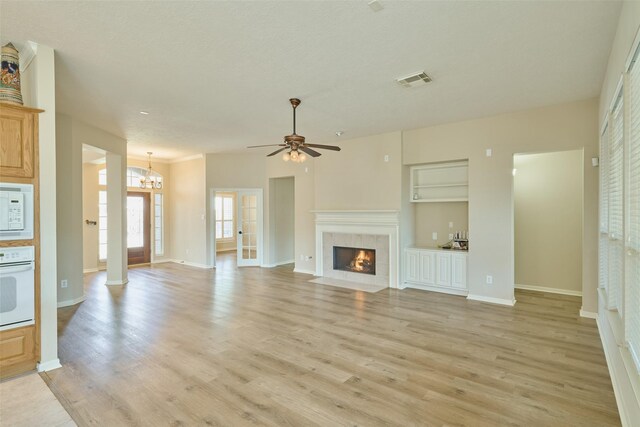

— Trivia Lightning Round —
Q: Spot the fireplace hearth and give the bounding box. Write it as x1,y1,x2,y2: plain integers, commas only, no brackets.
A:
333,246,376,275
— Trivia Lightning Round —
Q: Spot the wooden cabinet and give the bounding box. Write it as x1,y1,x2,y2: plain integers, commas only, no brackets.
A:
0,103,42,379
0,103,41,179
410,160,469,202
404,248,468,296
0,326,36,378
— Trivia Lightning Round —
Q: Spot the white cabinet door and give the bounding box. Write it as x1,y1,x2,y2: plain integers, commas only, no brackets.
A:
419,251,436,285
436,253,451,287
405,250,420,283
451,253,467,289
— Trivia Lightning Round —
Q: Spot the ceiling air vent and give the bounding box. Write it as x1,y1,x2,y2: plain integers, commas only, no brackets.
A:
396,71,432,88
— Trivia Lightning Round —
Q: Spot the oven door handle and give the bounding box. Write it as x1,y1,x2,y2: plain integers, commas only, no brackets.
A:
0,263,34,274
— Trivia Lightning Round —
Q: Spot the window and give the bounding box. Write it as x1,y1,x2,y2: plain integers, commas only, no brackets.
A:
99,190,107,260
627,44,640,372
215,194,234,240
155,193,164,256
599,124,609,295
98,167,162,189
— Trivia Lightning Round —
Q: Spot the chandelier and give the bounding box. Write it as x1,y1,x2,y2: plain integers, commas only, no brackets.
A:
139,152,162,189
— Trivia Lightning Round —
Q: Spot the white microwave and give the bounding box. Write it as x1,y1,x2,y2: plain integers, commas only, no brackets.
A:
0,183,33,241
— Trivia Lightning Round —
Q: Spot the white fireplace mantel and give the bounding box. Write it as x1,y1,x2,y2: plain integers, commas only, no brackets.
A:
313,210,400,288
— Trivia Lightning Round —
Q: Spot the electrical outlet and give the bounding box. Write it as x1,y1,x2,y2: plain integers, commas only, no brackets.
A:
432,232,438,241
486,275,493,285
61,279,68,288
449,222,453,228
384,154,389,162
449,233,454,240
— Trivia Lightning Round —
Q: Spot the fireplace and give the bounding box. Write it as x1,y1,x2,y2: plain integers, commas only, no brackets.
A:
333,246,376,275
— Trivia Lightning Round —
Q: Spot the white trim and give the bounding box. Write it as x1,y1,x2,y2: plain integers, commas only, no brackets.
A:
580,309,598,319
624,25,640,72
105,279,128,286
57,295,86,308
169,153,204,164
515,283,582,297
37,358,62,372
171,260,214,269
126,153,171,164
405,282,468,297
467,294,516,306
262,259,295,268
83,268,100,274
597,314,640,427
610,75,625,112
293,268,316,275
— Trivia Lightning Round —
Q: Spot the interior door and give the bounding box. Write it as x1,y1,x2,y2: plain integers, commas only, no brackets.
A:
236,190,262,267
127,192,151,265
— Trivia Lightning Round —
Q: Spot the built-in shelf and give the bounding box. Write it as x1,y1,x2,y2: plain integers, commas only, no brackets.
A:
410,160,468,202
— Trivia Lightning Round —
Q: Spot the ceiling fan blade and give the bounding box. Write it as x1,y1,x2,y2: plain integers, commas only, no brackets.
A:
304,143,341,151
247,144,287,148
267,147,288,157
299,146,321,157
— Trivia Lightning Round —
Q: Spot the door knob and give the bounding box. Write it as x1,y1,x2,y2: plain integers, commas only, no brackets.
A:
238,231,243,235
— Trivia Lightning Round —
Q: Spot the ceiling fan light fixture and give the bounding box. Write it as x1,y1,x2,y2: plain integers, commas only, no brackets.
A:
282,151,290,161
298,152,307,163
290,150,299,161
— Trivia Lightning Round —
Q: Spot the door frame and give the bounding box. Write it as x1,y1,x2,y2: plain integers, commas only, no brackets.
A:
210,188,263,268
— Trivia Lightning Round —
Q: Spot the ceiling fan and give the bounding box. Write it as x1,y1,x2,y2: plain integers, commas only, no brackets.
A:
248,98,341,163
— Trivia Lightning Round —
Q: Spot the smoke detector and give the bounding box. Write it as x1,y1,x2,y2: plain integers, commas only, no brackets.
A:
396,71,432,88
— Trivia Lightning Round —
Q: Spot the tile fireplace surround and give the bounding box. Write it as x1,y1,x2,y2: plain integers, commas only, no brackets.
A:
313,210,400,288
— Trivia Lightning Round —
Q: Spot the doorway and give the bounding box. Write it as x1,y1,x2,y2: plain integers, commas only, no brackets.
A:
127,191,151,265
513,149,583,296
268,176,295,268
212,188,263,268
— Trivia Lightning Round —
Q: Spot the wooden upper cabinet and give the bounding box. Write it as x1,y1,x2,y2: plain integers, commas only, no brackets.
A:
0,103,43,179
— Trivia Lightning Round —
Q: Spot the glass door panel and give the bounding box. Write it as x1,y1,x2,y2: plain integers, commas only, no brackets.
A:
237,191,262,266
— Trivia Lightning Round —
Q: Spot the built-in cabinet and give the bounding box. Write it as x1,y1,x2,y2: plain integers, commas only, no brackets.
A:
410,160,468,202
404,248,467,295
0,103,42,379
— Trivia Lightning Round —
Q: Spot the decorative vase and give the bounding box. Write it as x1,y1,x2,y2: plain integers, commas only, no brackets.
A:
0,43,23,105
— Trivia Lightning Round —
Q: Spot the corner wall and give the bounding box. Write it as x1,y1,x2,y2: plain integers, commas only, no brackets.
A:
403,98,599,307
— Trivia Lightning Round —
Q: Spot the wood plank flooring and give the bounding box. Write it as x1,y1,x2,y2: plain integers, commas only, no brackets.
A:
43,258,620,426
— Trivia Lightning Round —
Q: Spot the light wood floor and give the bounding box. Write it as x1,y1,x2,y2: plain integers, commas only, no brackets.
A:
43,258,620,426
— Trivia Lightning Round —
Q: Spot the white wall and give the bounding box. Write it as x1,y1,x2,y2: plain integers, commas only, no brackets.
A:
403,98,599,307
414,202,469,248
169,156,207,266
514,150,583,294
596,3,640,425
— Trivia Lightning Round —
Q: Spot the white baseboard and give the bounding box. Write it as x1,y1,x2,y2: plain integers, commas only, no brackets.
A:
151,258,172,264
105,279,128,286
262,259,295,268
83,268,99,274
597,315,640,426
579,308,598,319
171,260,214,269
467,294,516,306
57,295,86,308
293,268,316,275
37,358,62,372
515,283,582,297
404,282,468,297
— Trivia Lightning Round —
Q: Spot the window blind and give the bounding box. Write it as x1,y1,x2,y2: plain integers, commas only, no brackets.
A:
608,92,624,313
626,47,640,372
599,125,610,295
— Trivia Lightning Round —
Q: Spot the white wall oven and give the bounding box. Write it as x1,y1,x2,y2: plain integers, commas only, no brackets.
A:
0,183,34,241
0,246,35,331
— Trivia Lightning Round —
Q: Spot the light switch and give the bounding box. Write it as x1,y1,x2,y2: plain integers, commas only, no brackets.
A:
486,148,493,157
448,222,453,228
432,232,438,240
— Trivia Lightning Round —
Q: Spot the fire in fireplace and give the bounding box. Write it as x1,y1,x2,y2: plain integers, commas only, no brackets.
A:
333,246,376,275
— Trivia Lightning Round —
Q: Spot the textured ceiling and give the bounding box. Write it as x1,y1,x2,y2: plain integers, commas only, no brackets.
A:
0,1,621,160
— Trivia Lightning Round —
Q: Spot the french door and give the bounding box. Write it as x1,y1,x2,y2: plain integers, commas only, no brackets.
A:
127,192,151,265
236,190,262,267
